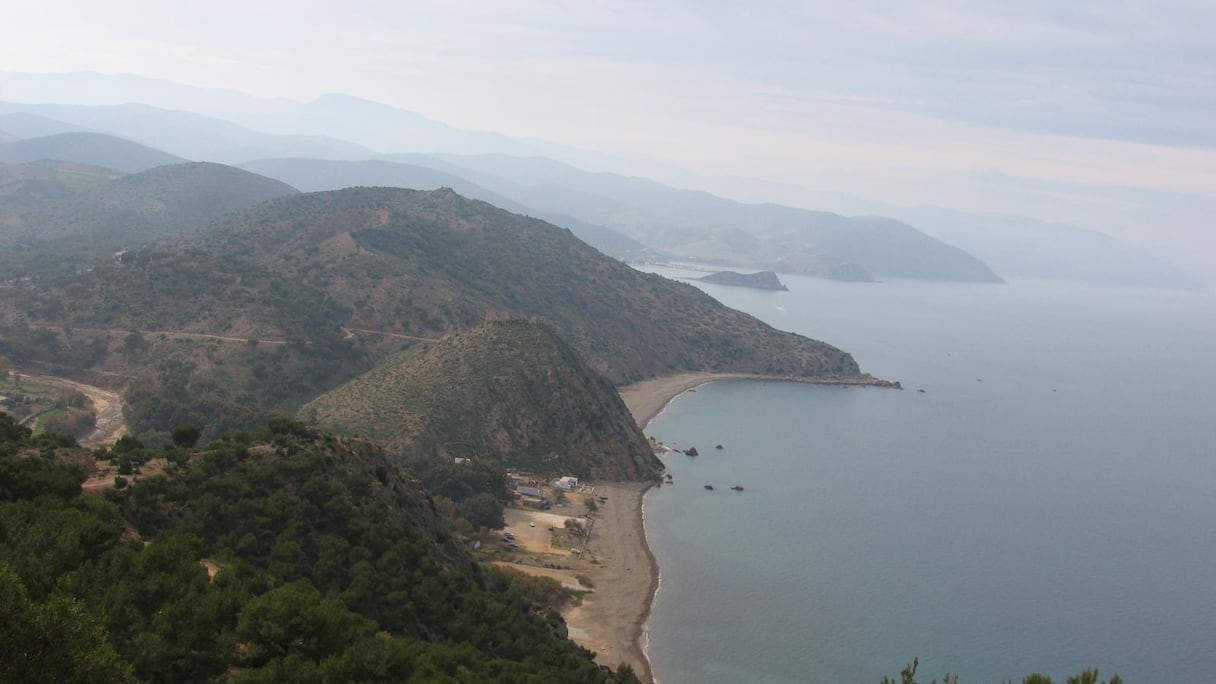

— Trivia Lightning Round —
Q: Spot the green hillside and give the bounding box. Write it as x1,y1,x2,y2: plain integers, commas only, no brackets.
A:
0,161,297,279
1,186,876,445
205,186,863,384
0,415,639,683
0,247,365,442
303,319,663,480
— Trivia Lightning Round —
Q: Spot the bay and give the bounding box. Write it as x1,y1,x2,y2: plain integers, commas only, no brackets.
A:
640,270,1216,683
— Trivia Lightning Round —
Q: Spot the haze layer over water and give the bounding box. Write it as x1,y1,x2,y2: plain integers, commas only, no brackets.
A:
641,270,1215,683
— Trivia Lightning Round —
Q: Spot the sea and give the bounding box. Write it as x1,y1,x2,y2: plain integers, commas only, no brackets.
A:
638,267,1215,684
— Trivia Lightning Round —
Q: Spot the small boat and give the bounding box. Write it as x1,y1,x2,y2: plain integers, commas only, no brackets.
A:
730,485,744,492
704,484,714,491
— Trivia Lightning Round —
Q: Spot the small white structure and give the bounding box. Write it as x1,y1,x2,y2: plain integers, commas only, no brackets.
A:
554,476,579,491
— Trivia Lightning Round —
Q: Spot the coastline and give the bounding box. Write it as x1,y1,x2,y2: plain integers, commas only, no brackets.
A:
620,371,899,430
563,372,895,683
561,481,658,683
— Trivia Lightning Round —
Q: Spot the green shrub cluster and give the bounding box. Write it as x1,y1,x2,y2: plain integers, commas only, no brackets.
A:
0,414,637,683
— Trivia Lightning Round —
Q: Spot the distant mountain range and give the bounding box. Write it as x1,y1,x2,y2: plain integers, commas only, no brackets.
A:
0,131,185,172
0,69,1199,289
0,101,375,163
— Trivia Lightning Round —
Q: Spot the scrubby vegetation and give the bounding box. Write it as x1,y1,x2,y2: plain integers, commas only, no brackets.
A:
2,186,866,446
0,414,639,683
304,319,662,480
878,658,1122,684
0,160,296,280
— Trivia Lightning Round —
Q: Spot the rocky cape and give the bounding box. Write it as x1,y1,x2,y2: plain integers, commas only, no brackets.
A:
699,270,788,291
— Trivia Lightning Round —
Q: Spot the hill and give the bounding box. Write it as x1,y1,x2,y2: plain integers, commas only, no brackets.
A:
0,415,640,683
204,186,864,385
811,216,1004,282
885,205,1204,290
0,161,298,278
0,131,186,172
0,160,127,262
0,101,377,163
63,162,299,241
240,156,647,259
1,186,874,443
0,247,365,442
240,157,534,211
0,111,83,138
303,319,663,480
390,153,1003,283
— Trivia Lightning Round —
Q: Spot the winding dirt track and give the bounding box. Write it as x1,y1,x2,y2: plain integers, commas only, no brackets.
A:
16,373,129,448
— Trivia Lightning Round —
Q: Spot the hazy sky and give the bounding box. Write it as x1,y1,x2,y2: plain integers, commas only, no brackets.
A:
3,1,1214,276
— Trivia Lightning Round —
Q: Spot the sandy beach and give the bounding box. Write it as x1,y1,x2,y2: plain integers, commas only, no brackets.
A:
559,371,896,681
557,373,759,682
561,481,657,681
619,372,766,429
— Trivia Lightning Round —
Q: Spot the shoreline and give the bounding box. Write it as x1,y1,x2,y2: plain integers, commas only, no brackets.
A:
597,371,896,683
558,481,658,682
561,372,897,683
620,371,899,430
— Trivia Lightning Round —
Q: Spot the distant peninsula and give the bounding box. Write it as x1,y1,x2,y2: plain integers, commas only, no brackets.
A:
699,270,788,291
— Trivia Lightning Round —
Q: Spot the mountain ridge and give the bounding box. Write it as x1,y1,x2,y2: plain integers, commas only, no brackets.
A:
2,186,875,445
0,131,186,172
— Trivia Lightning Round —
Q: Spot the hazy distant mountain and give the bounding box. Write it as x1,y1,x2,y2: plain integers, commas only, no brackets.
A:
877,205,1204,290
0,101,376,163
713,181,1203,290
239,157,531,210
386,153,1001,283
240,156,647,259
0,160,296,278
0,132,186,172
0,131,16,143
2,72,1196,289
0,71,620,165
0,112,83,138
0,160,126,245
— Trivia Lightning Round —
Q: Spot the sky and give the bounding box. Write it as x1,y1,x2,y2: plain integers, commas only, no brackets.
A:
2,0,1214,277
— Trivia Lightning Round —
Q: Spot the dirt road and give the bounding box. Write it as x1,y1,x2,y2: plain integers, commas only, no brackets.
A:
15,373,129,448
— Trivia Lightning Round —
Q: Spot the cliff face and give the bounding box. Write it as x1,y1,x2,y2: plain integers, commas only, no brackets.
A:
700,270,788,291
302,319,664,481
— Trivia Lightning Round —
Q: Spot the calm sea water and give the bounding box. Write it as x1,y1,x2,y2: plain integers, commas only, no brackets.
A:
640,269,1216,684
